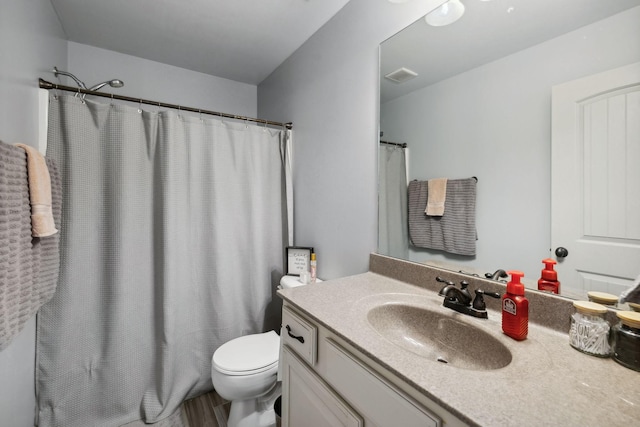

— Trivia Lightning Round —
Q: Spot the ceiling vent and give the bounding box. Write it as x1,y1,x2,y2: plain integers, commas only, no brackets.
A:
384,67,418,83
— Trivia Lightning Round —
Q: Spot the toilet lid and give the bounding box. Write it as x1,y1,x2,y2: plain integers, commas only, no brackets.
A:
213,330,280,375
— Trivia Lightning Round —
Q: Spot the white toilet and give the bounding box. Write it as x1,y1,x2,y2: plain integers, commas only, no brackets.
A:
211,330,281,427
211,275,316,427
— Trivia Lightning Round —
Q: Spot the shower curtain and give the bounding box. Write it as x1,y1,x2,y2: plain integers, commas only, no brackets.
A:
378,144,408,259
36,94,291,427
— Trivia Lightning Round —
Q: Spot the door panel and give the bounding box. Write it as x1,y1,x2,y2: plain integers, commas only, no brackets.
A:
551,62,640,296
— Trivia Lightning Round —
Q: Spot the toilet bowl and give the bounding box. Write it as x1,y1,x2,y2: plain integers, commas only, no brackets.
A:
211,330,281,427
211,275,314,427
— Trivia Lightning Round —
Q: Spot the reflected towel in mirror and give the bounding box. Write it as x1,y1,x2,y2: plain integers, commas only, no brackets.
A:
426,178,447,216
408,177,477,256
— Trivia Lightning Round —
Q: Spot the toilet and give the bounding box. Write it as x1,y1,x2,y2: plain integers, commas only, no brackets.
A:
211,275,313,427
211,330,281,427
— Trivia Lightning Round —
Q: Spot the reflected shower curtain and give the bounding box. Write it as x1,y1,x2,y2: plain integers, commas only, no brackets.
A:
36,94,290,426
378,145,408,259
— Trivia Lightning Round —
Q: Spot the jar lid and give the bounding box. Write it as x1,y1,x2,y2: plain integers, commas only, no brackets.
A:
587,291,618,305
573,300,607,314
617,311,640,329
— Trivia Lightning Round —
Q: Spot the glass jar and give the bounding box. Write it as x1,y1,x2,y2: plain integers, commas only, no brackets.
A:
612,311,640,371
569,301,611,357
587,291,618,307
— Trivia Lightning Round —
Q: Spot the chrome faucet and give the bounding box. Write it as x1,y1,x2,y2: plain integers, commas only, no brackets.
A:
436,277,500,319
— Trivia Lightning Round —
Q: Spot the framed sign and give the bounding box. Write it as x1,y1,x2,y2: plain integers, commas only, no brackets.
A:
286,246,314,276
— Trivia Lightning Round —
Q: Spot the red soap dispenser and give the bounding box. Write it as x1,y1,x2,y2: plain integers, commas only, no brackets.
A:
538,258,560,294
502,271,528,341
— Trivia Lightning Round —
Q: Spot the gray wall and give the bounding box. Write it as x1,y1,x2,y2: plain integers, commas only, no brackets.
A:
381,7,640,279
67,42,257,118
258,0,447,280
0,1,67,425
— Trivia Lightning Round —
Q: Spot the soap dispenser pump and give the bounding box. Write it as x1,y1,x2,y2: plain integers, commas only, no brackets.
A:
538,258,560,294
502,270,528,341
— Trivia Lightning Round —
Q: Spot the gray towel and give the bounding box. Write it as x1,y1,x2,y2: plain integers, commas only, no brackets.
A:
620,273,640,305
0,141,61,351
408,178,477,256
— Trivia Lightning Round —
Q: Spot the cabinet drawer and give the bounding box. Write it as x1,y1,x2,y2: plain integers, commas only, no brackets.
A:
282,306,317,366
324,339,442,427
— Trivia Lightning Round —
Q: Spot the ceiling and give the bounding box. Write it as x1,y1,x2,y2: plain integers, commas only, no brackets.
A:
49,0,351,85
381,0,640,103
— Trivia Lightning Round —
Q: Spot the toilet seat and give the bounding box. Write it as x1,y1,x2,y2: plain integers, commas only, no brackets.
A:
213,330,280,376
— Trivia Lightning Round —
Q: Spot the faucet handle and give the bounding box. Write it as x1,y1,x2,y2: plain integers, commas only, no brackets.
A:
436,276,454,286
472,289,501,311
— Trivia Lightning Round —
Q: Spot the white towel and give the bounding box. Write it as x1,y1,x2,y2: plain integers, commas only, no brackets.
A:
15,143,58,237
426,178,447,216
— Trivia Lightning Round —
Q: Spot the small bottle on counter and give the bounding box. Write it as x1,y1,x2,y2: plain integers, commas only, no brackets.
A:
612,311,640,371
537,258,560,294
502,271,528,341
569,301,611,357
310,252,317,283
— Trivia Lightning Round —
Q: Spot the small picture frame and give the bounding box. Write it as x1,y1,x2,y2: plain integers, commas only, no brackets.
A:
286,246,314,276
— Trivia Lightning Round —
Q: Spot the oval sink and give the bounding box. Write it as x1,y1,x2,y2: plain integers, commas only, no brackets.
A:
367,303,512,371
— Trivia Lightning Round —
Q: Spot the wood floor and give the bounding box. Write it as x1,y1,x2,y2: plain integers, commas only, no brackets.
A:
182,390,231,427
120,390,230,427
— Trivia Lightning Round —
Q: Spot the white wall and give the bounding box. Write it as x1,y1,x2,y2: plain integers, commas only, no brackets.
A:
258,0,447,279
381,7,640,279
0,0,67,425
67,42,257,118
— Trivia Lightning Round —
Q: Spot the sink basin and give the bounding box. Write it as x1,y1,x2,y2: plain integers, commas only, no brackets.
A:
367,303,512,371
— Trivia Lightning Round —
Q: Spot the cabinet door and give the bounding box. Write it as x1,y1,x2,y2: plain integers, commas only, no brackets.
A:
282,346,363,427
323,339,442,427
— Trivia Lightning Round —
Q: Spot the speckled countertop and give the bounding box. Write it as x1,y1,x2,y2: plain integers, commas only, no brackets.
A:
277,256,640,426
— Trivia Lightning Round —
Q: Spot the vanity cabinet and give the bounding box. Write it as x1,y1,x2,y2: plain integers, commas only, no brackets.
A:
282,346,364,427
281,304,463,427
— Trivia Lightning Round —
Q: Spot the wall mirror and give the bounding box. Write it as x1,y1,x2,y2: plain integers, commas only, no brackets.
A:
378,0,640,305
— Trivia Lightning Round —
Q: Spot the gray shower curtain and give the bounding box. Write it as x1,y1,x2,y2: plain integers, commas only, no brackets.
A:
36,94,290,426
378,144,408,259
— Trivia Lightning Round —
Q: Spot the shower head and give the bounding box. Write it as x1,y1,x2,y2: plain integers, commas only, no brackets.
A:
52,66,87,89
88,79,125,91
52,67,124,94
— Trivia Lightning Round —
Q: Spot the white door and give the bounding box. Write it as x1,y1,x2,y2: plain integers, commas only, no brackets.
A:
551,62,640,297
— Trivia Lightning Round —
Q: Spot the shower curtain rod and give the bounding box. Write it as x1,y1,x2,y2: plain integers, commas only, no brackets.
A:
380,140,407,148
39,78,293,130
